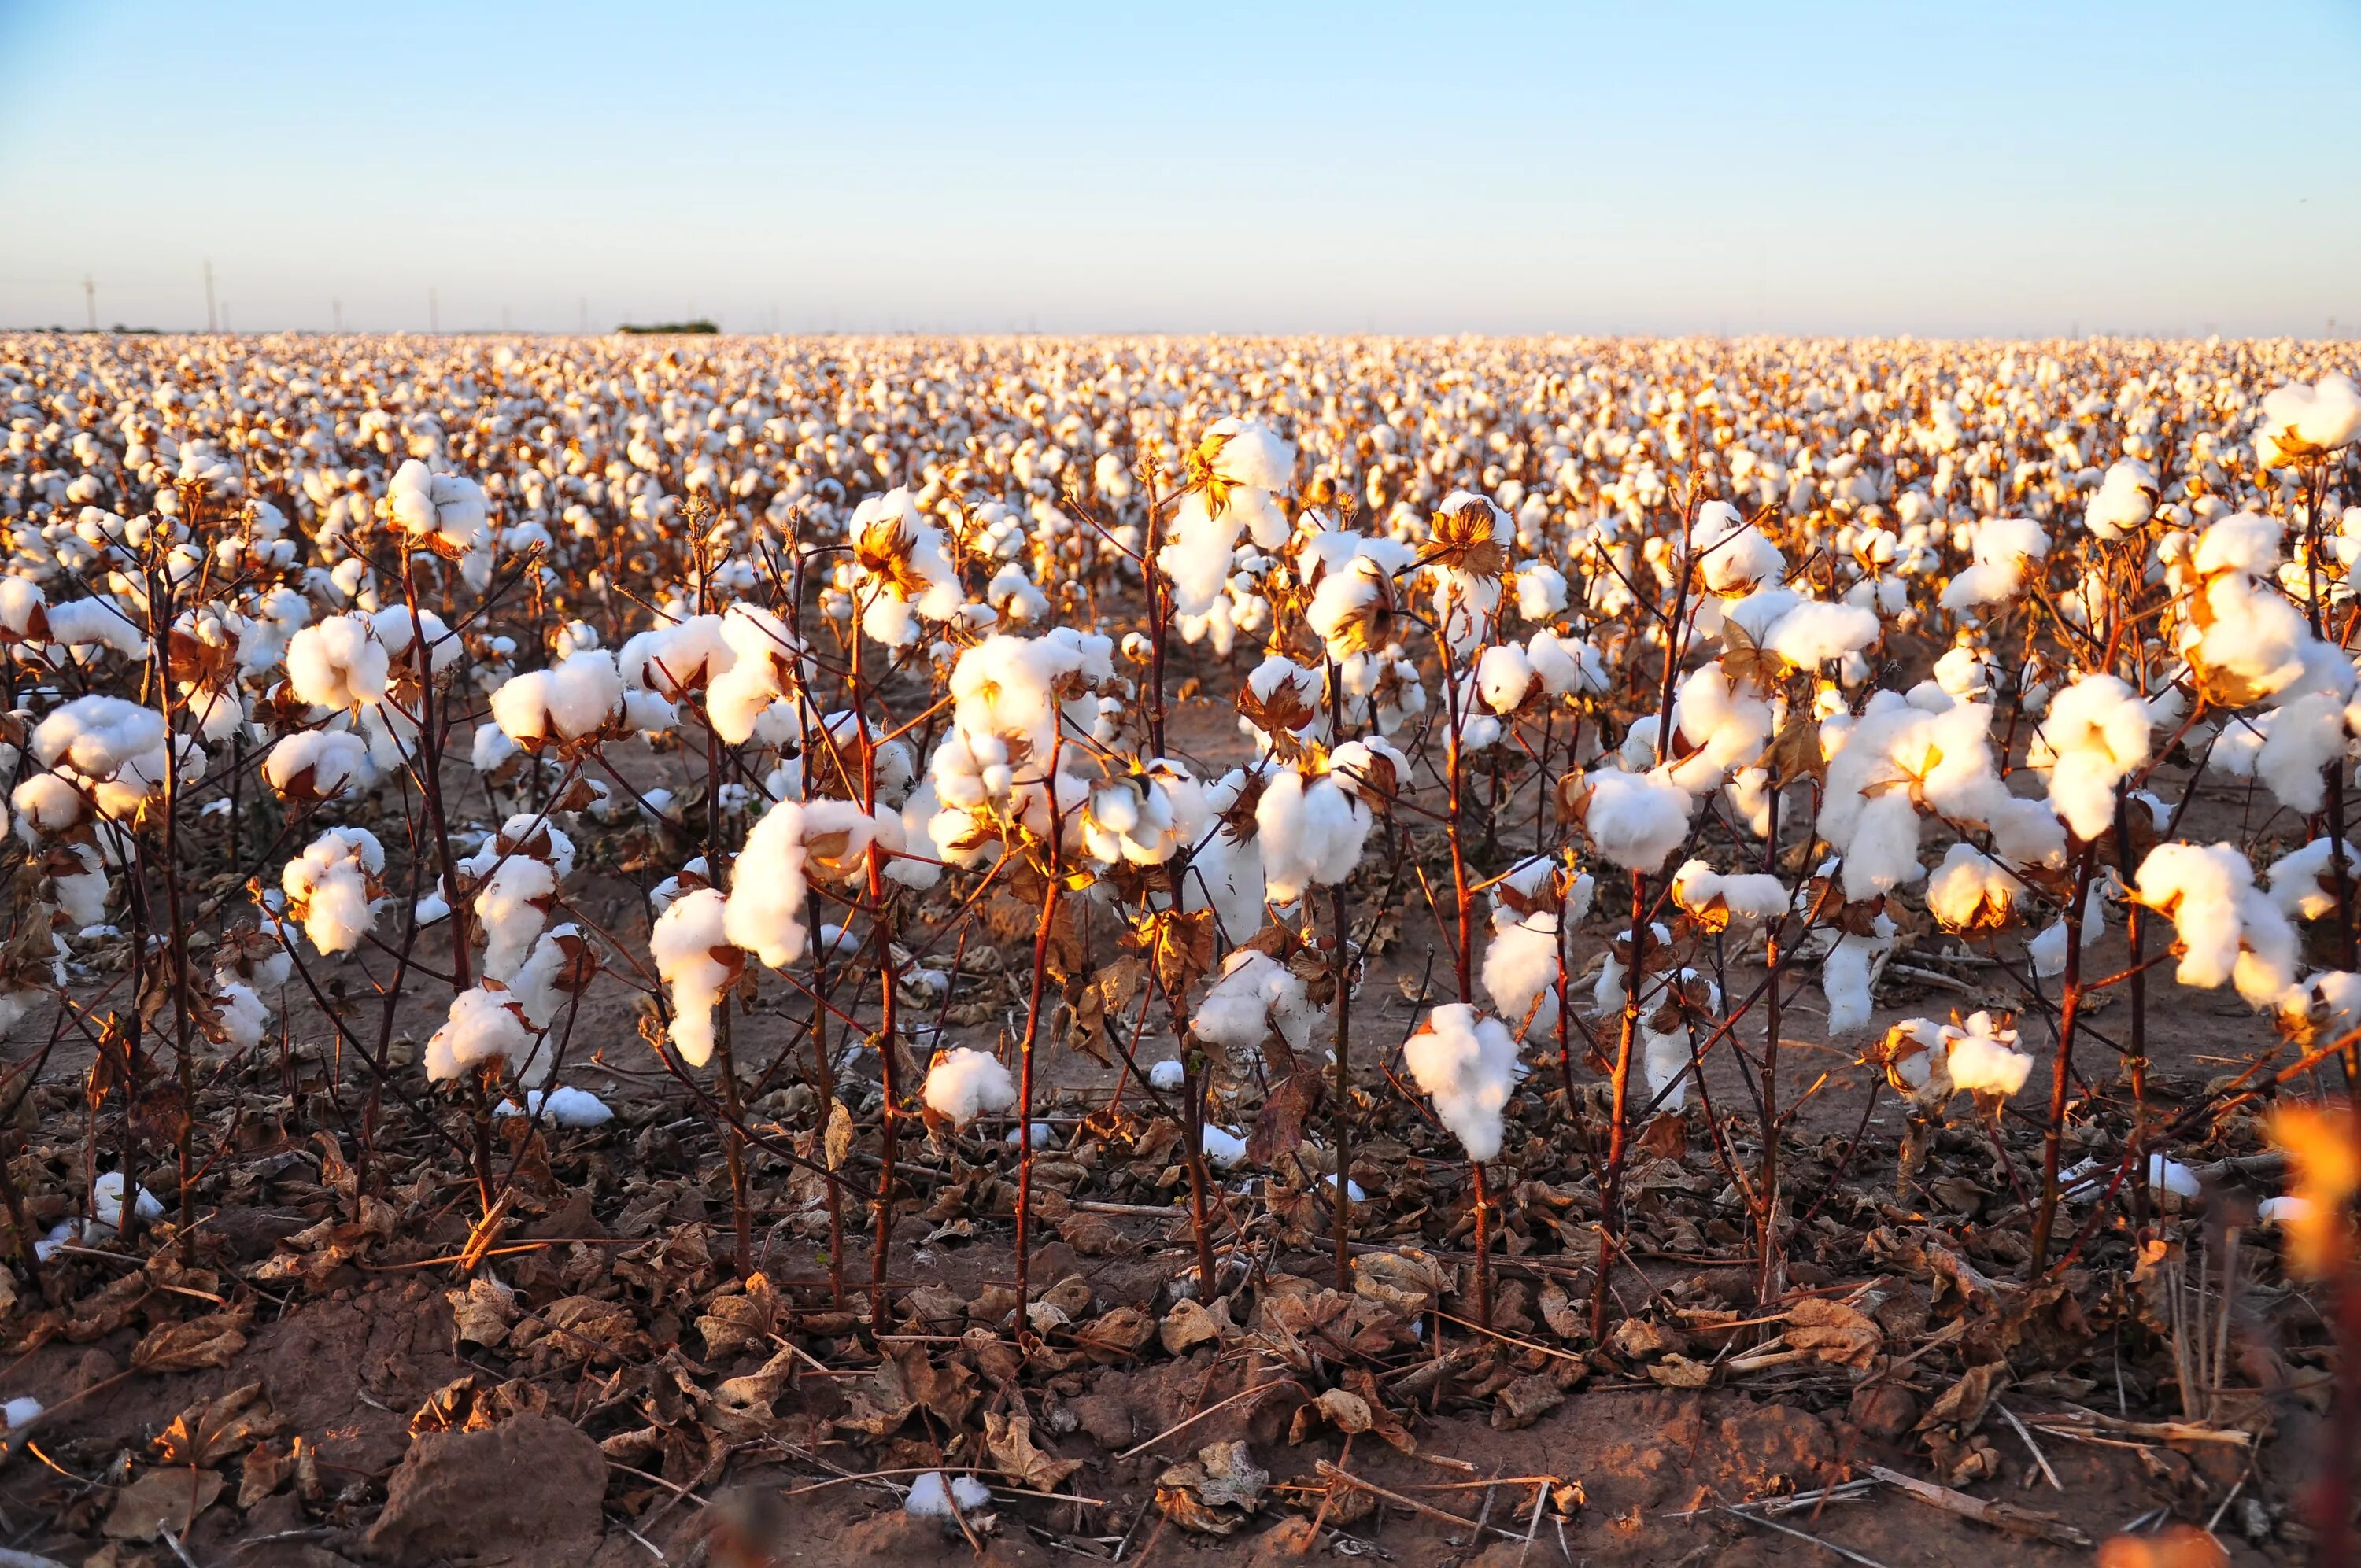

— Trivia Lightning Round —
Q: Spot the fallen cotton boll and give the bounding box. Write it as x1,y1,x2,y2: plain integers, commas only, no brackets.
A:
92,1171,164,1229
922,1047,1018,1126
1321,1172,1369,1203
1005,1121,1055,1148
1200,1126,1247,1168
1148,1059,1187,1091
493,1087,615,1128
2259,1195,2315,1227
2,1396,40,1430
2148,1155,2201,1197
905,1471,994,1522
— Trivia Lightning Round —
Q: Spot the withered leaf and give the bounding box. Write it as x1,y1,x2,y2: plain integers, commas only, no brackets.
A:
985,1411,1082,1491
131,1306,253,1374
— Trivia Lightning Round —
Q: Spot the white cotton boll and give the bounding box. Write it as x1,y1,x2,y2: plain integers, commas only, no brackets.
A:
651,887,733,1068
1943,1012,2033,1095
1197,416,1296,494
1643,1026,1692,1110
387,459,490,554
493,1087,614,1127
2267,838,2360,921
1988,793,2070,871
262,729,370,802
1692,500,1785,593
30,695,164,779
2035,674,2152,841
923,1047,1017,1125
1148,1059,1186,1092
1762,600,1879,667
1405,1003,1519,1162
1840,790,1924,902
285,613,390,710
1822,912,1895,1035
281,827,384,955
1482,921,1561,1039
212,980,268,1050
491,650,624,748
54,844,109,929
1474,644,1537,714
2257,374,2361,463
1575,769,1693,871
2,1396,42,1430
475,855,557,981
2189,573,2309,699
1005,1121,1055,1149
1514,561,1568,621
905,1472,993,1521
1192,950,1314,1053
1933,643,1997,701
42,596,150,659
2085,459,2156,541
13,770,86,841
1254,769,1370,903
2234,889,2300,1006
1157,489,1244,618
722,799,819,969
1199,1126,1247,1169
2257,690,2347,814
2135,842,2251,991
424,987,542,1085
1927,842,2023,932
2259,1194,2315,1227
2149,1155,2201,1197
2028,920,2070,977
1940,518,2049,612
92,1171,164,1228
1669,859,1786,925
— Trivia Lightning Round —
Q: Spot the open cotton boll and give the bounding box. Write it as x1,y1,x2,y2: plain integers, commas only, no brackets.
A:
30,695,164,779
1200,1126,1247,1168
92,1171,164,1229
1481,921,1561,1039
2256,690,2348,814
1474,643,1537,714
2256,374,2361,464
262,729,370,802
2034,674,2152,841
1157,487,1247,618
722,798,822,969
707,603,808,743
2259,1194,2315,1227
1691,500,1785,593
2267,838,2361,921
905,1471,994,1522
1643,1025,1693,1110
493,1086,615,1127
1254,769,1371,904
1573,768,1693,871
280,827,384,955
475,854,558,980
2187,573,2308,701
2,1396,41,1430
1761,600,1879,667
386,459,490,555
1404,1004,1519,1162
1943,1012,2033,1095
1147,1059,1186,1092
1822,911,1896,1035
1927,843,2023,932
1669,859,1787,927
2148,1155,2201,1197
1195,416,1297,495
2233,888,2300,1006
425,986,547,1085
651,887,735,1068
923,1047,1017,1125
2136,842,2255,991
1192,950,1316,1053
1838,790,1923,902
2085,458,2156,541
285,613,391,710
851,489,965,647
490,649,624,748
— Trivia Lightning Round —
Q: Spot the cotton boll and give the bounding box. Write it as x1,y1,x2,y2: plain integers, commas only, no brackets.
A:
905,1472,993,1522
2267,838,2361,921
30,694,164,779
1199,1126,1247,1169
1147,1059,1186,1092
424,986,545,1085
1822,912,1895,1035
284,613,390,710
1404,1003,1519,1162
1926,843,2023,933
1481,921,1561,1039
923,1047,1017,1125
2234,889,2300,1006
1254,769,1371,903
2188,572,2307,699
1943,1011,2033,1095
722,798,824,968
1192,950,1314,1054
2256,374,2361,463
2136,842,2252,991
280,827,385,955
1573,768,1693,872
490,649,624,748
1839,789,1923,902
1761,600,1879,667
651,887,735,1068
1643,1026,1693,1110
2,1396,41,1430
92,1171,164,1229
1692,500,1785,593
2034,674,2152,840
2256,690,2348,814
1669,858,1788,928
262,729,370,802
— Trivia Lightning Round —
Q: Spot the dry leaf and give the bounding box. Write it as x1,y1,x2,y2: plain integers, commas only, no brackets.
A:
985,1411,1082,1491
104,1467,224,1542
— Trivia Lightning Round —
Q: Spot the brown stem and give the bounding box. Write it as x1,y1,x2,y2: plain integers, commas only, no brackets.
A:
2030,839,2097,1269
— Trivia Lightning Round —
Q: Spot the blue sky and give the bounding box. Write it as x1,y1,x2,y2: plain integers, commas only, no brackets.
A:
2,0,2355,337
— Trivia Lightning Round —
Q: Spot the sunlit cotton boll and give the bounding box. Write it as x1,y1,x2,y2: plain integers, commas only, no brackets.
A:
651,887,735,1068
279,827,384,955
1573,769,1694,872
1943,1012,2033,1095
923,1047,1017,1126
1405,1003,1519,1162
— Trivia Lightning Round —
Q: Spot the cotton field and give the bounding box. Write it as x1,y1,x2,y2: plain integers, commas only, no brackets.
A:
0,329,2356,1562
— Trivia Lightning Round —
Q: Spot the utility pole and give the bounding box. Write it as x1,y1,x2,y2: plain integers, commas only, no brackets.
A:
429,286,439,334
578,296,589,335
332,298,343,333
203,260,216,333
83,275,95,332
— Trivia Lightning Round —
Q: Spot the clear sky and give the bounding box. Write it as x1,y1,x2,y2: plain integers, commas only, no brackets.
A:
2,0,2355,338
